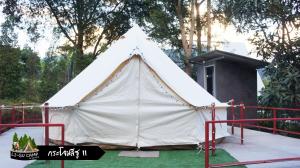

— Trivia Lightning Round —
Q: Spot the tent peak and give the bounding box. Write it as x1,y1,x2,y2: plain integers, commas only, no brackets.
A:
124,24,148,39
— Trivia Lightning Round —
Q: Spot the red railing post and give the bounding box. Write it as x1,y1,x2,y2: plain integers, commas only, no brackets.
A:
0,106,2,133
273,109,277,134
205,118,300,168
61,124,65,168
205,121,209,168
211,103,216,156
11,107,16,127
0,123,64,168
22,103,25,124
240,103,244,145
44,103,49,145
231,99,235,134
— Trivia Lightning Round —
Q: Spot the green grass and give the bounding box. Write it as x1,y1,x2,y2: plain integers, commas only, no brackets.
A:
26,149,245,168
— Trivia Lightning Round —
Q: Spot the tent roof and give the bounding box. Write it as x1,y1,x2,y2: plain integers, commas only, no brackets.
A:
46,25,224,107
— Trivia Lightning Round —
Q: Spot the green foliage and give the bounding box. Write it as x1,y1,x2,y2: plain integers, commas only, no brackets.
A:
259,63,300,107
0,45,41,102
30,138,37,149
20,47,41,102
18,136,25,150
12,133,38,151
22,134,28,150
0,17,18,46
13,132,18,142
141,0,181,48
218,0,300,107
0,46,22,99
1,0,151,57
39,55,68,101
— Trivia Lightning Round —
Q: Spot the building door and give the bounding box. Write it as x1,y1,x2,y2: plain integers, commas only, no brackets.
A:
205,66,214,96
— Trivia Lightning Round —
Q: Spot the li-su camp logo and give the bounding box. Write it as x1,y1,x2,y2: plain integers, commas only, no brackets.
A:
10,132,105,160
11,133,39,160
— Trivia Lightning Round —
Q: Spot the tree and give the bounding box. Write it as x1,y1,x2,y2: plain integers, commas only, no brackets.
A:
175,0,196,76
1,0,153,80
0,46,22,99
139,0,196,76
218,0,300,107
259,64,300,107
141,0,227,76
39,55,68,101
1,0,150,57
20,48,41,101
13,132,18,142
0,18,18,46
0,0,19,46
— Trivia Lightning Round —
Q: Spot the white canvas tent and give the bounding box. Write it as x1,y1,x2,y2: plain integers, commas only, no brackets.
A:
46,26,229,147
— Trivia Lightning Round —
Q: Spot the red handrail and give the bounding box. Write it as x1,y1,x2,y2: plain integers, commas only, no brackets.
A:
0,123,65,168
245,106,300,111
205,118,300,168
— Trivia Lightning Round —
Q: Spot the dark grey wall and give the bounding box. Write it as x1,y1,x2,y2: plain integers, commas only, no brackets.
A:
196,60,257,119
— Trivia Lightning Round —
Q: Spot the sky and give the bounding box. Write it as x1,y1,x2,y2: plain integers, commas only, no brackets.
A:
0,8,260,60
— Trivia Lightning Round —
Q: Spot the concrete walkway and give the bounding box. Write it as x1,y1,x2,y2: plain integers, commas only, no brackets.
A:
0,127,44,168
219,127,300,168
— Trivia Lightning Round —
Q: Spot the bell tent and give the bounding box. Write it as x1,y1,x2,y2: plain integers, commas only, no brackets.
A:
45,26,229,147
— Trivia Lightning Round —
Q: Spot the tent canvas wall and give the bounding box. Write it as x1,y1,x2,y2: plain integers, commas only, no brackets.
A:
45,26,229,147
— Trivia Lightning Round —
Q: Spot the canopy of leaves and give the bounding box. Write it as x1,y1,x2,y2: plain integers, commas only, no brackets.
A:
218,0,300,107
0,45,22,99
218,0,300,60
259,63,300,107
1,0,152,57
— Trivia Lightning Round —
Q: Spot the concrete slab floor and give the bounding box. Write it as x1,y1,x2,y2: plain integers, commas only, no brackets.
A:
0,127,44,168
119,151,160,158
218,127,300,168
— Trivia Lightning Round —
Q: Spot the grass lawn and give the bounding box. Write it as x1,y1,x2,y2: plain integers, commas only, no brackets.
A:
26,149,245,168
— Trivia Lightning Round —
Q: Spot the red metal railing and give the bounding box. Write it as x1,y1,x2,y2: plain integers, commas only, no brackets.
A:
0,104,42,134
205,118,300,168
244,106,300,136
229,103,300,137
0,103,65,168
0,123,65,168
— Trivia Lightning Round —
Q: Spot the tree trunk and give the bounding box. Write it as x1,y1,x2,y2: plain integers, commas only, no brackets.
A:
76,0,84,56
196,1,202,56
175,0,195,76
207,0,211,51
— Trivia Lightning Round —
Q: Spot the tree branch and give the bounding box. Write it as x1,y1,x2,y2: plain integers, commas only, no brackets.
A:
45,0,76,46
85,0,101,25
92,28,106,57
175,0,188,54
188,0,195,55
62,5,78,36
